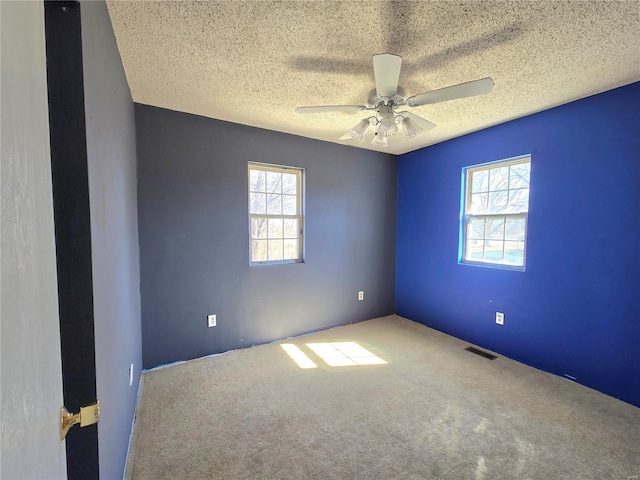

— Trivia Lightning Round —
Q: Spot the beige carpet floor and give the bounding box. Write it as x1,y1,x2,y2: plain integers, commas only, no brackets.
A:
126,315,640,479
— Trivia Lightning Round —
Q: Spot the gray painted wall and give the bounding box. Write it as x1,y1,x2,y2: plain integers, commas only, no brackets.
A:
1,1,67,478
135,105,397,369
80,2,142,479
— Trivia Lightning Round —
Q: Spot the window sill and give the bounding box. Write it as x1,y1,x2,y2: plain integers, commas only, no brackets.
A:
250,259,304,268
459,260,525,272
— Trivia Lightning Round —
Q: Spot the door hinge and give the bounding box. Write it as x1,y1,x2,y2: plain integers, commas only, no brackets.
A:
60,401,100,440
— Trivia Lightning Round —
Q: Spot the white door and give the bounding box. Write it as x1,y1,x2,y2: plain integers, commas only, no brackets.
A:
0,1,67,478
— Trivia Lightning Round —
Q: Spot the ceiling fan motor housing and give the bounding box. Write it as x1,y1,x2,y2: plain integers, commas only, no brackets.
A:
367,87,407,108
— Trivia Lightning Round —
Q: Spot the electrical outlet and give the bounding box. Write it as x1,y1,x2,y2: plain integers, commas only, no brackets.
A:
129,363,134,386
208,314,217,327
496,312,504,325
358,291,364,301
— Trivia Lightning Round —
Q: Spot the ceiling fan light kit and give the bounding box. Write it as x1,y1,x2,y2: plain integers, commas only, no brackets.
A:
371,133,388,148
348,118,371,142
296,53,494,148
402,117,422,139
377,105,399,137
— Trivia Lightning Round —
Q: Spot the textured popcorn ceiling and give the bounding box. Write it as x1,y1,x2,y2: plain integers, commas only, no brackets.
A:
106,1,640,155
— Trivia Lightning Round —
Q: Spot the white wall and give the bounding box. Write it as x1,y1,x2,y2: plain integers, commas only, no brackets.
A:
0,1,67,478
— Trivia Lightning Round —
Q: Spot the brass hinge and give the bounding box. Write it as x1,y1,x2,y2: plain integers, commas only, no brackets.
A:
60,401,100,440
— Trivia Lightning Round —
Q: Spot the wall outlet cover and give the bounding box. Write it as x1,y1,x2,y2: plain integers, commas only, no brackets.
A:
496,312,504,325
358,291,364,301
208,314,217,327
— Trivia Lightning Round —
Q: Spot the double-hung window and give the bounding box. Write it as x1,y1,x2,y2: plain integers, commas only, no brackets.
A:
248,162,304,265
461,155,531,270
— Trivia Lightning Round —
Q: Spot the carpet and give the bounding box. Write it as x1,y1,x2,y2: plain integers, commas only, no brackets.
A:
125,315,640,479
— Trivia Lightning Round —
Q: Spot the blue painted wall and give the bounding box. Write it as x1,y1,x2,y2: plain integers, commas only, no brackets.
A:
396,82,640,407
81,2,143,478
136,105,397,369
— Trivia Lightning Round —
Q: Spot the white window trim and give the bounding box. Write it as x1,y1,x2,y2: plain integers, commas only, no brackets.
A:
460,155,531,271
248,162,304,266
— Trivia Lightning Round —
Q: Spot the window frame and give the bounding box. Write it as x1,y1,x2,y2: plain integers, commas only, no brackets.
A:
460,155,531,271
248,162,304,266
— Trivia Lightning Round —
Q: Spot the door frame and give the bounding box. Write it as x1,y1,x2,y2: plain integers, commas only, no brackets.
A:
44,1,100,478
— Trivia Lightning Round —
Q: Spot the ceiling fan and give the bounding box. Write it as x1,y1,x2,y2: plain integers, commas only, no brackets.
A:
295,54,494,148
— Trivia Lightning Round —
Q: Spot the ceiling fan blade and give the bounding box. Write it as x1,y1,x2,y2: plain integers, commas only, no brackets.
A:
397,111,436,133
407,78,494,107
372,53,402,97
295,105,368,114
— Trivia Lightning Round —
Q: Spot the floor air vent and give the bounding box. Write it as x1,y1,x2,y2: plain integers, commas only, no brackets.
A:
465,346,497,360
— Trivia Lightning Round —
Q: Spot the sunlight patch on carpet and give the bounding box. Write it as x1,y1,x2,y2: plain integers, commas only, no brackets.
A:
281,344,318,369
306,342,387,367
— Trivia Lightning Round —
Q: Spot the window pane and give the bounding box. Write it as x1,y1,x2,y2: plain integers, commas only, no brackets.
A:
267,194,282,215
284,218,298,238
488,190,508,213
249,192,266,214
505,217,525,241
251,217,267,239
249,169,266,192
266,171,281,193
484,240,504,263
249,163,303,265
267,218,283,238
268,239,283,261
468,217,485,239
471,170,488,193
282,195,297,215
282,173,297,195
504,241,525,266
508,188,529,212
466,239,484,260
509,163,530,189
251,240,267,262
486,218,505,240
284,239,298,260
471,193,488,214
489,166,509,191
462,158,529,269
